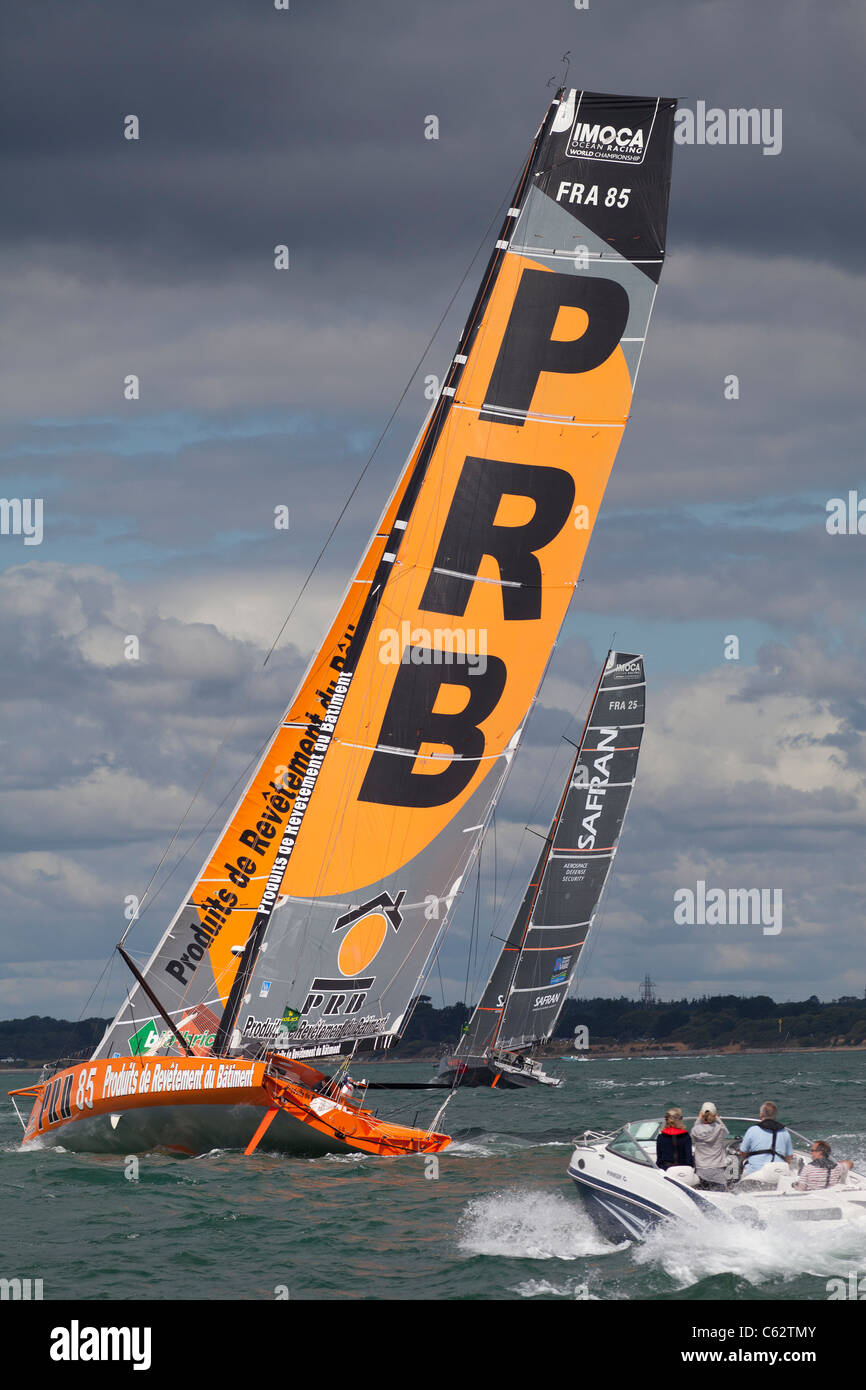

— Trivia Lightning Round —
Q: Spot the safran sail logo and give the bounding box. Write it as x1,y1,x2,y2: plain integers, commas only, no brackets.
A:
567,110,653,164
332,891,405,977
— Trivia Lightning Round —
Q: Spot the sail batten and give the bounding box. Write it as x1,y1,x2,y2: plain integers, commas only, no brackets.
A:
94,87,674,1067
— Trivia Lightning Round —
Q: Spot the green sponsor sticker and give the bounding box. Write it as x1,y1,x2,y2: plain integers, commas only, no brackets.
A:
128,1019,160,1056
281,1006,300,1033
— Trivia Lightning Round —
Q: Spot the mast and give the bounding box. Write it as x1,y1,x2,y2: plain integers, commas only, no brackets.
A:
458,651,645,1056
93,87,676,1067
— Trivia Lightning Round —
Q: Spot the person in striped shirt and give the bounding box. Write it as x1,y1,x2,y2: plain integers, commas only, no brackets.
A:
796,1139,853,1190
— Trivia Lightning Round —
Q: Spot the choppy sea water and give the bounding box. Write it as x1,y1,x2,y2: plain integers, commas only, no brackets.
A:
2,1050,864,1301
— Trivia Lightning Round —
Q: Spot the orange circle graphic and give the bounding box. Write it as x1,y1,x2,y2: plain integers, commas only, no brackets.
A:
337,912,388,977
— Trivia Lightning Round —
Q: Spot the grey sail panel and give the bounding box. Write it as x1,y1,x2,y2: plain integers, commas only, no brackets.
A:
455,837,550,1058
237,750,518,1061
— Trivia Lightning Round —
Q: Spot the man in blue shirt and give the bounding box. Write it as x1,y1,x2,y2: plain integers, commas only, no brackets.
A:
738,1101,794,1174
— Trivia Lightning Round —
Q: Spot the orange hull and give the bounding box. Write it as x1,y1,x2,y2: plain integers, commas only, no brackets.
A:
262,1071,450,1156
10,1055,449,1157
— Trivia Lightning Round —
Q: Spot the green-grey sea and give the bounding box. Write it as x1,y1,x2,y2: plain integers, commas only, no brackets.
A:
3,1050,864,1301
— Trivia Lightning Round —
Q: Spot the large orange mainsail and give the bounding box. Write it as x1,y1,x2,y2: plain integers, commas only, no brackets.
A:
18,87,676,1153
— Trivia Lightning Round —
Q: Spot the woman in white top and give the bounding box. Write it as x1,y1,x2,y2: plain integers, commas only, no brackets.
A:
690,1101,730,1189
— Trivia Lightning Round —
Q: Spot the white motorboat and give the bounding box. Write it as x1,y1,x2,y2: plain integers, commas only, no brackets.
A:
568,1116,866,1242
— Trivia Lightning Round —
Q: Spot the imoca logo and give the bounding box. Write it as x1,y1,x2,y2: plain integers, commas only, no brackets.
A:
567,116,651,163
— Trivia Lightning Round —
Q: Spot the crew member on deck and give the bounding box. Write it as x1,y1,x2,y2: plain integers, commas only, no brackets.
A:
656,1107,694,1170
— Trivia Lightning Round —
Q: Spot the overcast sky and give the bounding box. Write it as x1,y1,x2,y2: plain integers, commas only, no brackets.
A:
2,0,864,1022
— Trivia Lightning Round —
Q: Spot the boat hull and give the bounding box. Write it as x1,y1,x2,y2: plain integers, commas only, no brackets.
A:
27,1100,350,1156
435,1053,562,1089
567,1157,717,1241
568,1138,866,1243
11,1055,449,1157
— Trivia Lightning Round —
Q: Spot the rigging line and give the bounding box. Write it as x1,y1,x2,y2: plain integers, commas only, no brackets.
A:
404,751,511,1029
472,838,483,993
74,951,116,1028
426,1087,457,1138
381,762,508,1046
117,710,262,949
461,858,478,1012
435,955,447,1009
569,890,616,1016
93,964,114,1029
491,805,497,938
467,820,503,1010
471,808,500,1022
128,729,276,929
119,160,527,956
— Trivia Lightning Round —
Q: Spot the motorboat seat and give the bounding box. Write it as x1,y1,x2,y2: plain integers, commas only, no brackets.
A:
739,1162,785,1187
666,1165,700,1187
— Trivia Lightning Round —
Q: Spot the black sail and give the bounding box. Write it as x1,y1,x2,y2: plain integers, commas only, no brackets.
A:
458,652,645,1054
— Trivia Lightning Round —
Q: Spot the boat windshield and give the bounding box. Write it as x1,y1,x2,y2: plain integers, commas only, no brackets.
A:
623,1117,813,1149
605,1127,656,1167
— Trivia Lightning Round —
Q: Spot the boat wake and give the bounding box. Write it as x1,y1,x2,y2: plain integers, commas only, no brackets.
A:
510,1276,600,1298
458,1188,624,1261
632,1204,866,1289
447,1127,571,1158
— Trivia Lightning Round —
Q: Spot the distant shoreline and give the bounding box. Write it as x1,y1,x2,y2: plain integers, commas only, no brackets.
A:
372,1040,866,1062
4,1041,865,1074
552,1041,866,1057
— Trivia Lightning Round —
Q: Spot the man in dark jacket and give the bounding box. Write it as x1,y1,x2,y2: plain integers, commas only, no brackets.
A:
656,1107,694,1169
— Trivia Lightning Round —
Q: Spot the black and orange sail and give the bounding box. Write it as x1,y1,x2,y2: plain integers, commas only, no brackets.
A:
15,87,676,1154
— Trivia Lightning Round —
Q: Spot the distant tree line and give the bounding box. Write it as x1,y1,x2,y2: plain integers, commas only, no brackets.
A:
0,1016,108,1066
556,994,866,1049
393,992,866,1053
1,993,864,1064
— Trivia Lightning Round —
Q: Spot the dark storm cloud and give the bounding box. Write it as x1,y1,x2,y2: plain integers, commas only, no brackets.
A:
0,562,307,831
3,0,864,279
